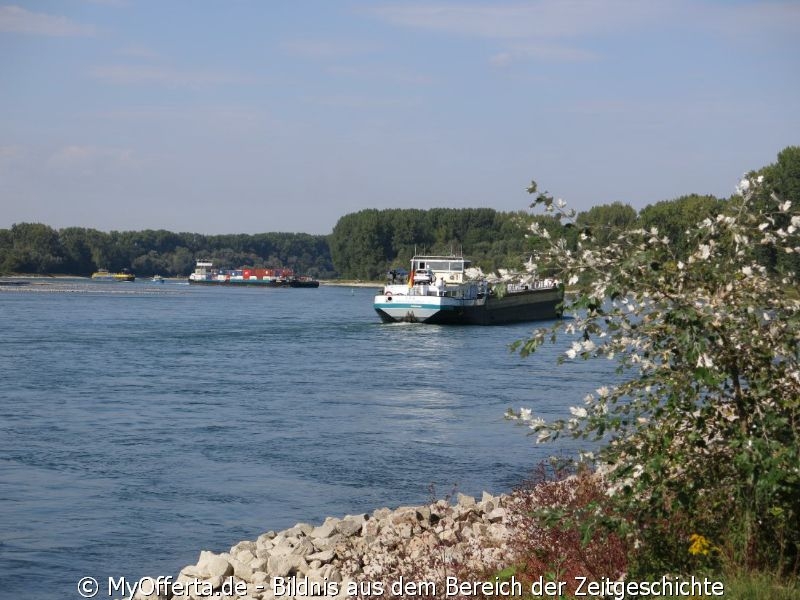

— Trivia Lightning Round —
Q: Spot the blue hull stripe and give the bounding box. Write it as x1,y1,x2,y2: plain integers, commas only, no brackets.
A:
373,303,458,311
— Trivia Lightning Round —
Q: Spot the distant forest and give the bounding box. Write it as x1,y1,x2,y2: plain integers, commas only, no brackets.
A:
2,147,798,280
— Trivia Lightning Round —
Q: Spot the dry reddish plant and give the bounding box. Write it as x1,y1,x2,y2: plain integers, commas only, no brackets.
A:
504,462,630,596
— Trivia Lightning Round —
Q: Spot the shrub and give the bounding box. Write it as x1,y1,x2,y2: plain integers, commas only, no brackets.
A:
505,461,629,595
509,168,800,577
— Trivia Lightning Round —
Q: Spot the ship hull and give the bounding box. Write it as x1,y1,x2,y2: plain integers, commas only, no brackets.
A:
187,279,319,288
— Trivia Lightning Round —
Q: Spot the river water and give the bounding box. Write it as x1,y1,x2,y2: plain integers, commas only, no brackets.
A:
0,280,613,599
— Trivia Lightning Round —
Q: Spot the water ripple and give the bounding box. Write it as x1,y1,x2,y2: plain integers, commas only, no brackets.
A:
0,282,617,598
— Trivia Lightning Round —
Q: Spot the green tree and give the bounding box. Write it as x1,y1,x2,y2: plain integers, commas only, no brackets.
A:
170,246,196,275
637,194,724,259
58,227,96,275
751,146,800,277
575,201,637,247
2,223,63,274
330,210,388,279
329,207,547,279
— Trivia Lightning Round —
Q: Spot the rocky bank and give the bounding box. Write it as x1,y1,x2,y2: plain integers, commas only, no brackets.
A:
136,491,515,600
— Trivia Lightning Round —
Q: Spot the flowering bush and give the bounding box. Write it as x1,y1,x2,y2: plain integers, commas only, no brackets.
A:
509,171,800,575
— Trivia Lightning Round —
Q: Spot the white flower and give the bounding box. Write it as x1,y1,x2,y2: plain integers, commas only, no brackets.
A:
742,266,753,276
697,244,711,260
519,407,532,420
565,341,581,359
528,417,546,429
596,386,610,397
736,177,751,195
570,406,588,418
677,261,685,270
780,200,792,212
696,353,714,368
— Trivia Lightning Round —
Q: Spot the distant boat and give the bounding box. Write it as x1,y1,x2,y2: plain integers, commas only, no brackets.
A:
91,269,135,282
187,260,319,288
151,275,165,284
374,253,562,325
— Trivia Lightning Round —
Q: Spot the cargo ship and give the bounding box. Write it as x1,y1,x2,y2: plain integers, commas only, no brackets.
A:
373,254,562,325
91,269,135,282
187,261,319,288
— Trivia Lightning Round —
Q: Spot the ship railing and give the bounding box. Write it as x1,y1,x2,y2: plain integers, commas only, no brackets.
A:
506,279,558,293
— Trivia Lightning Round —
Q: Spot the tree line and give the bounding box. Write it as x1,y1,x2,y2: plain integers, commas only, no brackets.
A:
331,146,799,279
2,146,797,280
0,228,335,278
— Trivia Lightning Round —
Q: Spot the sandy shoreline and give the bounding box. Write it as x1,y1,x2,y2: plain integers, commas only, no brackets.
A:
0,276,383,289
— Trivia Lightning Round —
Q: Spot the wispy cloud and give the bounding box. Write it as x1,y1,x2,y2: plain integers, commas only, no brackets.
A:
0,5,96,36
363,1,663,39
305,93,422,110
366,1,800,40
46,145,138,176
326,64,434,85
0,144,23,159
117,45,161,60
363,1,800,66
90,64,254,87
96,105,266,128
490,43,599,65
82,0,129,7
362,1,661,65
280,38,379,60
695,1,800,37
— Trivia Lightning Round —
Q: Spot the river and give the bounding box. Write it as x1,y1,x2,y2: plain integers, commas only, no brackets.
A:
0,280,614,599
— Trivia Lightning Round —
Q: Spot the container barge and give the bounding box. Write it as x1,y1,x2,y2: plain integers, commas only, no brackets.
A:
188,261,319,288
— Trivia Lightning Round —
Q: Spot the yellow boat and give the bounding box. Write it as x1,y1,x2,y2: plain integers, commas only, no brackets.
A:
91,269,135,282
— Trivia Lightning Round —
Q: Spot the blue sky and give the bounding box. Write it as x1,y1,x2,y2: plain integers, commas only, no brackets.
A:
1,1,798,235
